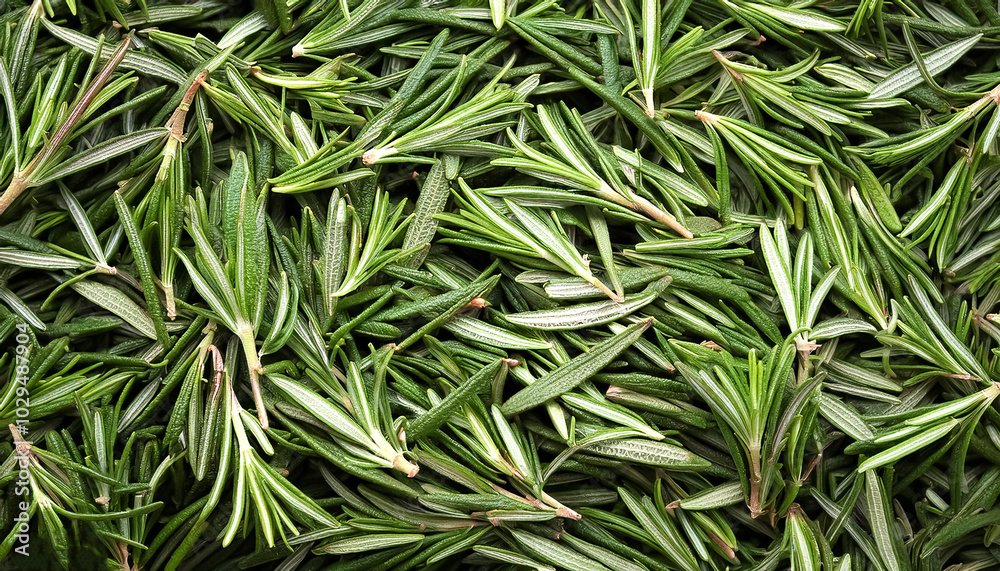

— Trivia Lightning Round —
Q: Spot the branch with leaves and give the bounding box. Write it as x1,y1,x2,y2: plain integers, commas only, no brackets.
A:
5,0,1000,569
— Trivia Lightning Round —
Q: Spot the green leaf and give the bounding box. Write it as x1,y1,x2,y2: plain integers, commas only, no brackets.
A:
677,481,744,510
268,374,374,449
402,158,450,268
505,277,671,330
735,0,846,32
474,545,556,570
585,439,709,469
818,394,874,440
864,470,910,571
35,128,168,184
0,249,83,270
502,318,653,415
42,20,187,84
59,185,106,266
70,280,157,339
869,34,983,99
857,420,959,473
0,59,21,169
407,360,505,439
443,315,553,350
510,529,611,571
315,534,423,554
113,191,170,348
489,0,506,29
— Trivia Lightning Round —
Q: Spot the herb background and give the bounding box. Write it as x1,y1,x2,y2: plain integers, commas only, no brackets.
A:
2,0,1000,569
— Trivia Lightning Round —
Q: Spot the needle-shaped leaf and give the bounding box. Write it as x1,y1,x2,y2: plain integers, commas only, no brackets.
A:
510,529,611,571
489,0,506,29
864,470,910,571
113,191,169,348
504,277,671,330
42,20,187,84
869,34,982,99
407,360,506,440
402,158,450,268
59,185,106,267
0,59,21,169
34,128,168,184
677,481,744,510
474,545,556,570
502,318,652,415
316,534,424,554
443,315,553,350
729,0,846,31
70,280,157,339
759,223,797,328
269,374,373,448
0,249,83,270
857,420,959,473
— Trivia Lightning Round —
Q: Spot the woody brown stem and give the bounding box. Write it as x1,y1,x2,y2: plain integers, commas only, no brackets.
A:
167,72,206,136
590,275,623,302
0,176,29,216
595,183,692,238
632,193,694,238
0,33,134,216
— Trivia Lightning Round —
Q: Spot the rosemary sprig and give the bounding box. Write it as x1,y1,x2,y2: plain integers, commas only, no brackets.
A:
5,1,1000,569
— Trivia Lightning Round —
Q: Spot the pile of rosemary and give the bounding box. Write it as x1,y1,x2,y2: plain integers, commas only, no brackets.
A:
4,0,1000,568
